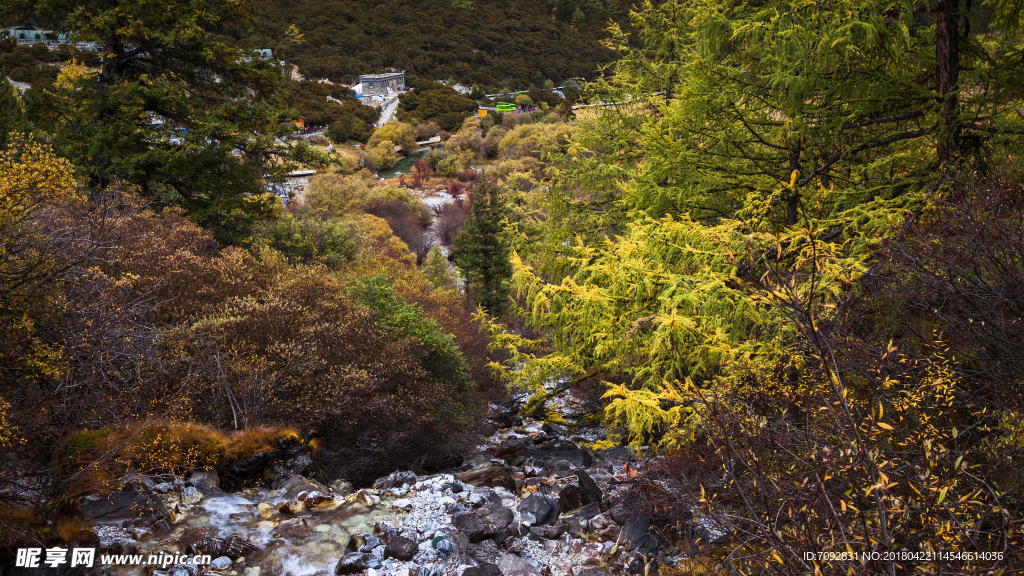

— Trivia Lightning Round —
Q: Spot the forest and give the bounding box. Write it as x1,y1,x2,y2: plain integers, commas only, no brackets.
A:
2,0,1024,573
242,0,625,90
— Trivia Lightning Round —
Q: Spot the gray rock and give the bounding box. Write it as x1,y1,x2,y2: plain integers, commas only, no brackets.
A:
541,423,568,437
528,523,567,540
577,470,602,506
392,498,413,511
569,502,602,520
464,562,503,576
374,470,419,490
271,474,306,491
476,501,514,534
452,511,486,542
180,486,204,505
442,482,464,493
374,521,400,540
186,469,221,493
78,487,164,523
599,447,633,468
210,556,232,569
384,535,418,560
518,493,560,526
467,539,500,564
187,535,258,560
564,517,588,537
609,502,634,525
497,553,542,576
617,514,662,555
335,553,368,575
558,484,584,512
543,458,574,476
577,568,609,576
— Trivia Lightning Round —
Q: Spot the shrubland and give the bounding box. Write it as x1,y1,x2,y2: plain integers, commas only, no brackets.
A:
0,131,499,548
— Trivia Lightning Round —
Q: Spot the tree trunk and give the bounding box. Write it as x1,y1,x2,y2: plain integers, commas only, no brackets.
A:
936,0,961,165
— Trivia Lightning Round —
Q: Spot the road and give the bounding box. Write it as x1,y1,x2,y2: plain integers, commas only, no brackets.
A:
379,97,401,125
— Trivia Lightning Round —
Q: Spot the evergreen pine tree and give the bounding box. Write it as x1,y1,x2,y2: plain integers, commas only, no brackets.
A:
422,244,459,292
452,181,512,315
0,70,24,147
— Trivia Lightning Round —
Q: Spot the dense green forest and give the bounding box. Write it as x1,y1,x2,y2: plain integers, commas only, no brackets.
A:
3,0,1024,572
244,0,623,89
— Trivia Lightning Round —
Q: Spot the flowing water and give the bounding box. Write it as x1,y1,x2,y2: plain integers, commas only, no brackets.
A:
104,487,403,576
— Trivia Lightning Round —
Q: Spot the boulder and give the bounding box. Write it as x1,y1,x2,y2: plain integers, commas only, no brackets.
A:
497,553,542,576
373,470,418,491
467,539,500,564
564,517,588,537
543,458,575,476
384,535,418,560
476,501,514,535
78,487,165,523
529,522,567,540
187,535,259,560
609,502,634,525
576,470,602,506
373,521,399,540
457,462,517,492
568,502,601,521
464,562,503,576
180,486,204,505
335,553,368,575
355,489,380,506
494,437,535,457
558,485,584,512
257,503,272,518
617,514,663,555
271,474,306,491
346,533,368,552
179,527,218,552
451,511,486,542
187,469,221,493
598,447,632,468
541,423,568,437
518,493,560,526
273,518,312,539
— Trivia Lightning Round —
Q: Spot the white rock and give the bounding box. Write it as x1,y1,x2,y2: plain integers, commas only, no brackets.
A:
438,497,455,507
393,499,413,511
210,556,231,569
357,489,381,506
181,486,204,505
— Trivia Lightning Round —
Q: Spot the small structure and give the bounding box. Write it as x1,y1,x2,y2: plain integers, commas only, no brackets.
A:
359,72,405,97
4,26,99,50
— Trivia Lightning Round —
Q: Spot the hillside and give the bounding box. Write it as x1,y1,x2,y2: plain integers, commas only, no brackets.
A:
245,0,625,90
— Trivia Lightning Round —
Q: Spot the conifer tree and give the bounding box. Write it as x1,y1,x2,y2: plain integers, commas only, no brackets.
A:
19,0,321,242
453,181,512,315
504,0,1024,441
0,70,23,147
422,244,459,292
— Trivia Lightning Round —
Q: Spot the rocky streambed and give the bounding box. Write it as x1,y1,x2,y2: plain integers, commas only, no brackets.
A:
72,417,692,576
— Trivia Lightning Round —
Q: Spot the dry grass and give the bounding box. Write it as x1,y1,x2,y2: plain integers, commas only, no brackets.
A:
70,420,306,477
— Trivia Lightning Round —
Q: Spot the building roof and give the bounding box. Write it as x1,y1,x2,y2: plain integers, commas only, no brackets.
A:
359,72,404,80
